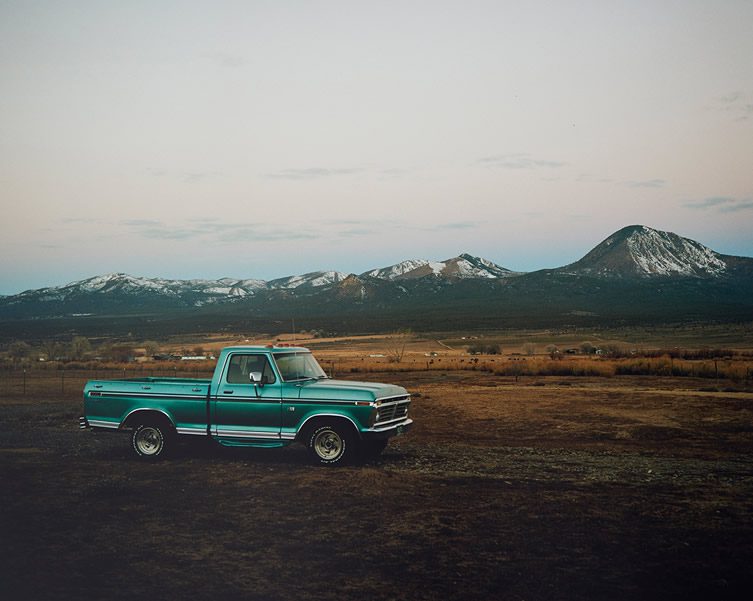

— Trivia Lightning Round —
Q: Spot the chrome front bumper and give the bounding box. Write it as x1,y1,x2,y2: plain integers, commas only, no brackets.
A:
362,418,413,440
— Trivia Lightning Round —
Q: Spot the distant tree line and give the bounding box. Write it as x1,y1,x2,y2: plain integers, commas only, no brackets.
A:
467,343,501,355
3,337,132,364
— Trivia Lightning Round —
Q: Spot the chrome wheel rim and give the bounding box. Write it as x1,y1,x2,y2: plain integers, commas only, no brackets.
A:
313,429,343,460
135,426,162,455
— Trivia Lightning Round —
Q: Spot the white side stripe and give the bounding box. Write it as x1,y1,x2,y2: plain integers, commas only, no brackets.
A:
88,419,119,429
175,427,207,436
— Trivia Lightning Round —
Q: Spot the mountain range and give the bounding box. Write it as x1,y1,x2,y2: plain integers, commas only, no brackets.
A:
2,225,752,339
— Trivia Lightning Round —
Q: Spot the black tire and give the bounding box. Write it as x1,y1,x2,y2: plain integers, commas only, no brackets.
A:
131,422,171,459
307,423,354,465
360,439,388,461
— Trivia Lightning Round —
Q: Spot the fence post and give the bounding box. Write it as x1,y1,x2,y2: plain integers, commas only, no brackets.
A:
61,368,65,394
23,368,26,396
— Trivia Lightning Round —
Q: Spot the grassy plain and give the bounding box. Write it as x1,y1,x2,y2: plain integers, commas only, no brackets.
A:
1,331,752,600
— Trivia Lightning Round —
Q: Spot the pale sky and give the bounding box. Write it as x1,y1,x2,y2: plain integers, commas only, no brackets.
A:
1,0,752,295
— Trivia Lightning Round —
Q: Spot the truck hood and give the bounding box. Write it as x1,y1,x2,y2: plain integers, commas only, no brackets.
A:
296,379,407,402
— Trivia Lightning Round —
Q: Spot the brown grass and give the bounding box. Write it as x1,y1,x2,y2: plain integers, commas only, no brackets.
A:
2,367,753,600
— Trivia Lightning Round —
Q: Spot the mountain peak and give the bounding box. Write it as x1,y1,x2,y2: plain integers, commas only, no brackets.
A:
267,271,348,290
362,254,518,281
449,253,518,278
562,225,728,278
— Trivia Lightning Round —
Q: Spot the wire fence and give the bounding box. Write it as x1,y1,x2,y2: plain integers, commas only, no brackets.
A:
0,365,216,401
2,355,752,402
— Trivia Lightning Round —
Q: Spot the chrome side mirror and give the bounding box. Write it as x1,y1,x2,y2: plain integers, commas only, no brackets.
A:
249,371,264,386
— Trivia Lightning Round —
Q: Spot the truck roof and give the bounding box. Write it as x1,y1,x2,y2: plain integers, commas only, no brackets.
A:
221,345,310,353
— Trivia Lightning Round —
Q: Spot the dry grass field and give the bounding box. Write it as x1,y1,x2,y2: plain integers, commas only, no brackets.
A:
1,333,752,600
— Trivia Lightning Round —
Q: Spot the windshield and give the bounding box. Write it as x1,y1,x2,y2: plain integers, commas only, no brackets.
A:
273,352,328,382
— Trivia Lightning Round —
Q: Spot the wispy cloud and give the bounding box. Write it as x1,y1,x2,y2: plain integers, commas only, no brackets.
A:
120,219,163,227
60,217,104,224
118,217,479,244
709,91,753,121
377,167,410,180
477,154,566,169
434,222,477,230
624,178,667,188
721,200,753,213
324,218,401,237
339,227,378,237
683,196,753,213
577,173,614,184
183,171,212,183
144,168,220,182
205,53,248,68
121,220,318,242
323,219,478,237
267,167,364,180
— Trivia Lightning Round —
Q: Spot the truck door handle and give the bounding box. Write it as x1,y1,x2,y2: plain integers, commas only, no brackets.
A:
223,390,234,395
192,388,202,392
142,386,151,390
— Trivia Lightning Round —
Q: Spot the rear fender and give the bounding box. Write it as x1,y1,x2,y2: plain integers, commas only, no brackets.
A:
121,408,176,431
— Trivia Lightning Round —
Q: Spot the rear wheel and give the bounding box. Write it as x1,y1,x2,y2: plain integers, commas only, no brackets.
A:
307,423,354,465
131,423,171,459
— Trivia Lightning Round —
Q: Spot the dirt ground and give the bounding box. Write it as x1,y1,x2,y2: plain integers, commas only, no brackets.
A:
1,370,752,600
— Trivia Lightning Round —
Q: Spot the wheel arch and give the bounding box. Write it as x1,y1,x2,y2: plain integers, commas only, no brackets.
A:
121,408,176,432
296,413,360,442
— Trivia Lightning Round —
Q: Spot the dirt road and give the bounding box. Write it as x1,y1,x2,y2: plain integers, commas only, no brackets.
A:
1,371,752,600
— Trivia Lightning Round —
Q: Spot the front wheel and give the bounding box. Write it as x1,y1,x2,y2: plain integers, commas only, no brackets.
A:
131,423,170,459
307,424,354,465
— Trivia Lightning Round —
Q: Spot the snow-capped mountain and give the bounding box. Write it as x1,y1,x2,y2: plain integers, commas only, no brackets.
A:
361,259,437,280
0,253,518,318
3,270,353,311
10,273,268,305
6,255,514,308
268,271,348,290
1,226,751,327
443,253,519,279
361,253,517,280
558,225,730,278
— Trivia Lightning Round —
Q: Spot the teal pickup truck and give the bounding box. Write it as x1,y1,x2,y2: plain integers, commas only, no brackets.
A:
80,345,412,465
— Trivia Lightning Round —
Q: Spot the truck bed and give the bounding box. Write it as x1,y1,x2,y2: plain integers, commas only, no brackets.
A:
84,377,211,433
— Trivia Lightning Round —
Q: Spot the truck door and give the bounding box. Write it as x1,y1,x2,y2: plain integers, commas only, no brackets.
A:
212,353,282,442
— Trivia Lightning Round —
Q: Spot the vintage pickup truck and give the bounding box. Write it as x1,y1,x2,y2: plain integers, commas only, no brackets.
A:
80,345,412,464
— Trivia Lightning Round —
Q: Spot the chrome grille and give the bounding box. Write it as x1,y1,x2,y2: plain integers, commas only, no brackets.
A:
375,396,410,425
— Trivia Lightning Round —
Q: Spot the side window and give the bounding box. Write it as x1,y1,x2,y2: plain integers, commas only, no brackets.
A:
226,354,276,384
262,359,276,384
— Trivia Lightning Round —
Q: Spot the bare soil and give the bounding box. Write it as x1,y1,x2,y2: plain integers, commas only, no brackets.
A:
1,371,752,600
